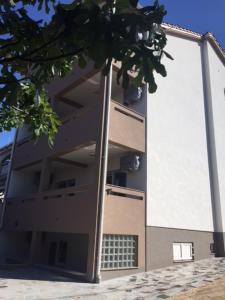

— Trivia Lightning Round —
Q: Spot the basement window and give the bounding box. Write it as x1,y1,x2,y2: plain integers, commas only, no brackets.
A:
173,242,194,262
101,234,137,270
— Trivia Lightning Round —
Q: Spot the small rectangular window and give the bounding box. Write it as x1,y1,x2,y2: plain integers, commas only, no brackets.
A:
173,242,194,262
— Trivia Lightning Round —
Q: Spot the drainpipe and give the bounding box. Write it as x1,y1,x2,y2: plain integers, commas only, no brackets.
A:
201,35,224,254
0,129,18,230
94,65,112,283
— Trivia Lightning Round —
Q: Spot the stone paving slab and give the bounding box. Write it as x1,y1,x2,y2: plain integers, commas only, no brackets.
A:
0,258,225,299
170,276,225,299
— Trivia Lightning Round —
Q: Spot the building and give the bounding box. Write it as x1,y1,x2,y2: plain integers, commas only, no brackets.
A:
0,143,12,203
0,24,225,281
0,142,13,263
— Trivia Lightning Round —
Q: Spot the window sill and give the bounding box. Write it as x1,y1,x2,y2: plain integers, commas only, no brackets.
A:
101,267,138,271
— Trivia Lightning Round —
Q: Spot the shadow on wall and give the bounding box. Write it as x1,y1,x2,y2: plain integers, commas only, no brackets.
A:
214,232,225,257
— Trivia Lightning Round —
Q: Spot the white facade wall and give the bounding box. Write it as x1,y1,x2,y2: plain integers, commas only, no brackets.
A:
207,42,225,231
146,35,214,232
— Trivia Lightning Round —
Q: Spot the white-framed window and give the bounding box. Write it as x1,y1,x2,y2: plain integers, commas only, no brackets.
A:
173,242,194,262
101,234,138,270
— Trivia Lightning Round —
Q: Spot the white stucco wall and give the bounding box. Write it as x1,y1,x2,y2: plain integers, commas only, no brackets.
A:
146,35,214,231
207,42,225,231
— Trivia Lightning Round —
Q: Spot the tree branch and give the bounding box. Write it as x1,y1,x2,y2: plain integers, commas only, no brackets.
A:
0,48,83,64
0,31,63,64
0,76,30,84
0,40,19,50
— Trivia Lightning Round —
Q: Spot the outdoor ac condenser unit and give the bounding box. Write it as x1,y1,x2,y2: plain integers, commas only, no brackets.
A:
120,154,141,172
123,85,143,106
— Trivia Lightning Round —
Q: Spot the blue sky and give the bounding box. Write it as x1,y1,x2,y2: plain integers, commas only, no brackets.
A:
0,0,224,148
155,0,225,49
0,130,15,148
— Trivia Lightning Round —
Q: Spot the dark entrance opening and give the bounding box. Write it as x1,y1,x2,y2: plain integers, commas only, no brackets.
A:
48,241,57,266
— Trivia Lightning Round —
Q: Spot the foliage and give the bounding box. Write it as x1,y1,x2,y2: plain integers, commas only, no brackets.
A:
0,0,172,145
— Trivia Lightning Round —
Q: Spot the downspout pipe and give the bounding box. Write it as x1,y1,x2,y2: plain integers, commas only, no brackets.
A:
201,35,225,254
0,129,18,230
94,65,112,283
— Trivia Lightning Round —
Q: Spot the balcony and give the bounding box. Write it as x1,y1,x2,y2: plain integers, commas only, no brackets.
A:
109,101,145,153
12,104,99,170
0,164,9,176
4,184,97,232
104,185,145,234
13,100,145,171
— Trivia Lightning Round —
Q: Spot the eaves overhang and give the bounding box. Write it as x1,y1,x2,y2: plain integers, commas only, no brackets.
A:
162,23,225,65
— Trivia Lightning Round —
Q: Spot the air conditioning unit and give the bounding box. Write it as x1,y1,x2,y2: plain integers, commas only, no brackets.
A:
120,154,141,172
123,86,143,106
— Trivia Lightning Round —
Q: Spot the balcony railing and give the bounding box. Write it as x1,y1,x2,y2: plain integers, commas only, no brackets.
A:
104,184,145,234
4,184,95,232
109,101,145,153
105,184,144,200
12,104,99,170
12,100,145,170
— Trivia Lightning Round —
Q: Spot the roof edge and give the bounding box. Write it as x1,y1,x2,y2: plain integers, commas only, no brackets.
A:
162,23,225,65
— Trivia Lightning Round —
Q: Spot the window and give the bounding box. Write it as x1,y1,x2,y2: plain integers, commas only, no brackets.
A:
56,178,76,189
173,242,194,262
58,241,68,264
106,171,127,187
101,234,137,269
210,243,216,254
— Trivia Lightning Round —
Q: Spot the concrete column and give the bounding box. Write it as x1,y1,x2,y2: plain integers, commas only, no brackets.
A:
201,36,225,256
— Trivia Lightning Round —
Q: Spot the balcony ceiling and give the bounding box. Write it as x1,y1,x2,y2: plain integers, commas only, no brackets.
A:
62,73,101,106
60,143,96,165
56,143,130,168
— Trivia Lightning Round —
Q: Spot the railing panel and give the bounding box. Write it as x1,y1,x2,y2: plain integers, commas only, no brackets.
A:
104,184,145,234
109,101,145,153
4,185,97,233
12,105,99,170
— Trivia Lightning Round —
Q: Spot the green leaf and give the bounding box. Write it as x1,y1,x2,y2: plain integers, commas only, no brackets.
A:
163,50,174,60
0,0,170,145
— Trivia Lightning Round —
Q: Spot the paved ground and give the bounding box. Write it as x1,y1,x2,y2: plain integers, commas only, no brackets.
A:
171,276,225,299
0,258,225,300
